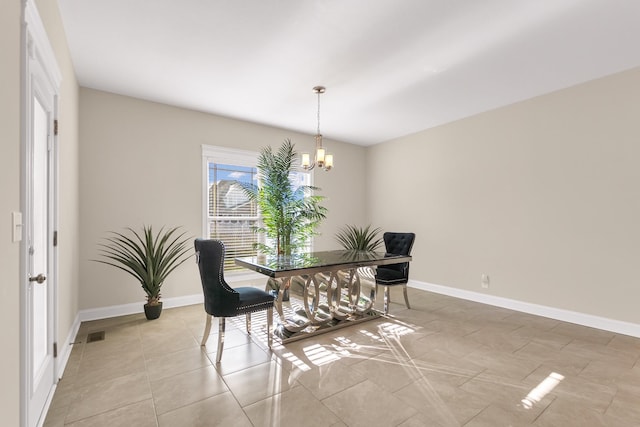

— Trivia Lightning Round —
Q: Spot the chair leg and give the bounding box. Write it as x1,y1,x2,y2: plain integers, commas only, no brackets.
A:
201,314,212,346
403,284,411,309
245,313,251,334
215,317,226,363
383,286,390,315
267,307,273,349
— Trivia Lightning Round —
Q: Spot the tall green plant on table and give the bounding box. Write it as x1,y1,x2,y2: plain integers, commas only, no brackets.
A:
242,139,327,256
94,225,192,320
335,224,383,252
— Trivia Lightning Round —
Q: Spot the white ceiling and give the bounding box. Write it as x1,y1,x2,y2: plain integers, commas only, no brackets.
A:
58,0,640,146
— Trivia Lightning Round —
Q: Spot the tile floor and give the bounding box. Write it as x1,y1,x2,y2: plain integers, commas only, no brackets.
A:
44,286,640,426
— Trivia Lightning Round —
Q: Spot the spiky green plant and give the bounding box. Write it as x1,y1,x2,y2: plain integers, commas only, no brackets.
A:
242,139,327,256
94,226,192,305
335,224,383,252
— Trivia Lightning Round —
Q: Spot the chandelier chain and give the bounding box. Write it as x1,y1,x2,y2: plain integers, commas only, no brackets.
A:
317,90,321,136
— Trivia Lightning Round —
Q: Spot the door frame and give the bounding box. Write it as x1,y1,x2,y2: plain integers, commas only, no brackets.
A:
20,1,61,426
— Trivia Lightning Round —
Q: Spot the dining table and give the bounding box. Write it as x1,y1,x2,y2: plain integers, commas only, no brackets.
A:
235,250,412,343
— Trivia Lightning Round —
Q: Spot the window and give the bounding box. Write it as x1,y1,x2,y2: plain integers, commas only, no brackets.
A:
202,146,259,272
202,145,313,272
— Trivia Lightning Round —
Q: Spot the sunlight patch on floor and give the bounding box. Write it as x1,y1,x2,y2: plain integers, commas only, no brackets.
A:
521,372,564,409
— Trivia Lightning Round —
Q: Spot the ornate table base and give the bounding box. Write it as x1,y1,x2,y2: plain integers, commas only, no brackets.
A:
266,267,380,343
235,250,412,343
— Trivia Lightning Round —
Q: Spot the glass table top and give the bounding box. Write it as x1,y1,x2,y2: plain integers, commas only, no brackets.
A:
235,249,411,277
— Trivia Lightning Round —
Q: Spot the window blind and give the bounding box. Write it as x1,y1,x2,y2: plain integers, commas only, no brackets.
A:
207,162,258,271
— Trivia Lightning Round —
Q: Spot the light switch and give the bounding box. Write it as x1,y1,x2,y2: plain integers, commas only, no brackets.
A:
12,212,22,242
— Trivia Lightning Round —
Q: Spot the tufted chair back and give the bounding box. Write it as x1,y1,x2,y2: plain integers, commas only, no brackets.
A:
194,238,240,317
375,232,416,314
383,232,415,273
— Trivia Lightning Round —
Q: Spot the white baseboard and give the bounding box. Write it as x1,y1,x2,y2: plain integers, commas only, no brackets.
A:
56,314,81,377
77,294,204,322
409,280,640,338
76,274,260,322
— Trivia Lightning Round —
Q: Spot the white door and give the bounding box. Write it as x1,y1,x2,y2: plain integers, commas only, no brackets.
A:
26,91,57,427
22,1,60,426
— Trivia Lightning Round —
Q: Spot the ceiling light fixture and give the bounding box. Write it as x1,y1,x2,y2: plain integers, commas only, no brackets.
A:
302,86,333,171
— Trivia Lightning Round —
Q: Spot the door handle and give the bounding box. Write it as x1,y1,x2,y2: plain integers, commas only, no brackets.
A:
29,274,46,284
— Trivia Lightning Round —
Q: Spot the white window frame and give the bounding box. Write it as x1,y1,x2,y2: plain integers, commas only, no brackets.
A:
201,145,261,276
201,144,258,236
201,144,315,276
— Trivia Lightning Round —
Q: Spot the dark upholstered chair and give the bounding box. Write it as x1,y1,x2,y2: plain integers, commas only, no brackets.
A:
375,232,415,315
194,239,275,363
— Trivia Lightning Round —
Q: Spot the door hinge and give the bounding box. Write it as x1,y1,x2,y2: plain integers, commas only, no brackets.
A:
54,119,58,136
53,342,58,358
53,230,58,247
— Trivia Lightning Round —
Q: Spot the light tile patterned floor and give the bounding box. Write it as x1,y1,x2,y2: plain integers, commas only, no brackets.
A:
44,287,640,426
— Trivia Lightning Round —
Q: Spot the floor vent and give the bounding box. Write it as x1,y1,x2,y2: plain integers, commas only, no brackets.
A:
86,331,105,343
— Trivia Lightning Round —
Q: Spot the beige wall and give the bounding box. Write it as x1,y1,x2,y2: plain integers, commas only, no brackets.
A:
79,88,367,309
368,67,640,324
0,0,23,424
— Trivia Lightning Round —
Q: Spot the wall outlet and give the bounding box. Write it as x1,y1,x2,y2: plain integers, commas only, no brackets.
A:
481,274,490,289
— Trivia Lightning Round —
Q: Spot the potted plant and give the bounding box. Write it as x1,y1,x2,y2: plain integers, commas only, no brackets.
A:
334,224,383,293
94,225,192,320
242,139,327,256
335,224,383,251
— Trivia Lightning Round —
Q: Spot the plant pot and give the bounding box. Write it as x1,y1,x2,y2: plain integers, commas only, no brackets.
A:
144,302,163,320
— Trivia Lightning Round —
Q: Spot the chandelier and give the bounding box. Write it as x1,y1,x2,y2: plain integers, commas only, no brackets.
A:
301,86,333,171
